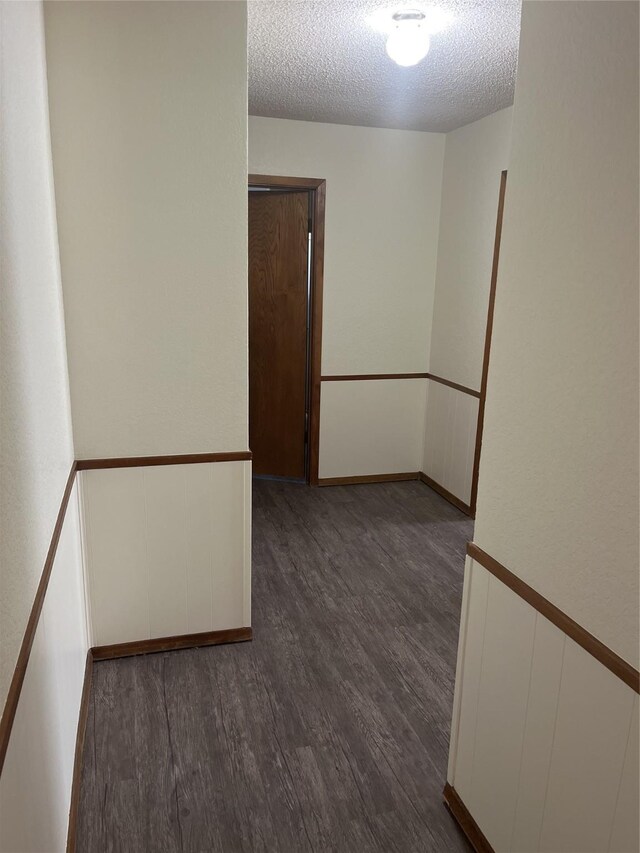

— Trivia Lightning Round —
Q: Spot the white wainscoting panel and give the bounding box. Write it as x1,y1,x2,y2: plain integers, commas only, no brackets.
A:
80,460,251,647
511,616,565,852
610,696,640,853
469,578,537,852
423,380,478,505
448,557,639,853
0,485,89,852
449,555,489,797
539,641,636,853
319,379,427,479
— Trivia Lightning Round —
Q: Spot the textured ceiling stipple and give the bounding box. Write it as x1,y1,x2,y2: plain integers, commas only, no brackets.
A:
248,0,521,133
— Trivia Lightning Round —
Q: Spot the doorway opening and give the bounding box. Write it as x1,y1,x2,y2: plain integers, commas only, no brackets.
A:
248,175,326,485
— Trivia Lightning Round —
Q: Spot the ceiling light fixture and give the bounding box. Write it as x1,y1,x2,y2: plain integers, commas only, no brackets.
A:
368,6,453,67
386,10,431,67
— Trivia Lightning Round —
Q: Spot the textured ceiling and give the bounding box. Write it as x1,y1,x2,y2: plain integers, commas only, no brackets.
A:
248,0,521,133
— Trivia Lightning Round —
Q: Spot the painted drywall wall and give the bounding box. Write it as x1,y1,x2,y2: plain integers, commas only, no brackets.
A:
0,0,78,711
249,117,444,375
428,107,512,392
448,3,639,849
45,0,248,459
0,486,88,853
81,461,251,646
474,0,639,666
44,0,251,646
319,380,427,479
0,3,88,848
249,116,444,476
422,108,512,505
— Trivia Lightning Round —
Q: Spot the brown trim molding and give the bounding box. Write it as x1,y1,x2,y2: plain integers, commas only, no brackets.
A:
426,374,480,398
468,542,640,693
470,170,507,514
320,373,480,399
308,181,326,487
2,453,254,844
77,451,251,470
66,651,93,852
249,173,325,486
0,462,78,774
419,473,474,517
316,471,475,519
1,450,253,781
321,373,429,381
91,627,252,661
248,174,324,190
443,783,495,853
318,472,419,487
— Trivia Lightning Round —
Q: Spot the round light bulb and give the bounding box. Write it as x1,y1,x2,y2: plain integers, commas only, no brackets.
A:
386,19,430,67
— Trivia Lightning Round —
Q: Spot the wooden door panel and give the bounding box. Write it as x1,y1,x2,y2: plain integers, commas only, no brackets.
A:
249,191,309,478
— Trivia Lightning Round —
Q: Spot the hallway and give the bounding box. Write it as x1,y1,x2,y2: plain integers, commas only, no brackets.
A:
77,481,472,851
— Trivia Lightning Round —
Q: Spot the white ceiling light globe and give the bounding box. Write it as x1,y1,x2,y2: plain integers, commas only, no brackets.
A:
386,16,431,67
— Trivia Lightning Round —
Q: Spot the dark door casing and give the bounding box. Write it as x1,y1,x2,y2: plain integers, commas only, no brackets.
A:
249,190,309,479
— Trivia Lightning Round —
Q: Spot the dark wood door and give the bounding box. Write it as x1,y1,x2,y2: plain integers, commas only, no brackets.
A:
249,191,309,479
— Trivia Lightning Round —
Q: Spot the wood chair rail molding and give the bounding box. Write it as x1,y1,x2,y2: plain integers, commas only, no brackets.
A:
0,462,78,774
66,650,93,853
321,372,429,381
468,542,640,693
470,170,508,514
76,450,252,470
426,374,480,398
0,450,252,778
320,372,480,399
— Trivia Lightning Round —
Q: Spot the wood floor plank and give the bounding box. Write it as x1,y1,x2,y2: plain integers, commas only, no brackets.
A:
78,480,473,851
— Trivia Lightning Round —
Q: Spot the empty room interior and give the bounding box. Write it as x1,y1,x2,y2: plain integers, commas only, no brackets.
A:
1,1,638,851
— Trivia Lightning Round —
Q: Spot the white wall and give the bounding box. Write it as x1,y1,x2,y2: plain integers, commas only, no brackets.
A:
422,108,512,505
248,114,512,485
81,461,251,646
319,380,426,478
448,2,639,850
44,1,251,645
474,0,639,666
429,107,512,392
0,0,78,709
249,116,444,375
45,0,248,459
249,116,444,477
0,2,88,848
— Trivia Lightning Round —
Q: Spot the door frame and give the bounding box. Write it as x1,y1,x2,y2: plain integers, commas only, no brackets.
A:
248,174,326,485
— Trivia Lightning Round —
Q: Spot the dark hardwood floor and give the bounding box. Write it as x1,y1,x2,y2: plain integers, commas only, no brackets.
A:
78,480,473,852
